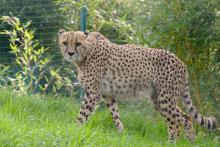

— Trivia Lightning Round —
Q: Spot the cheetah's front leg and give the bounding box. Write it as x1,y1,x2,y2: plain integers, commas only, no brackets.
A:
76,90,99,126
105,98,124,133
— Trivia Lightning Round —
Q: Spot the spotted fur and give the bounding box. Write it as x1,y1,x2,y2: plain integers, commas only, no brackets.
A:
58,30,218,143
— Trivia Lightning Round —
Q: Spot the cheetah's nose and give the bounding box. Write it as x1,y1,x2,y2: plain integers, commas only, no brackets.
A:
68,52,74,56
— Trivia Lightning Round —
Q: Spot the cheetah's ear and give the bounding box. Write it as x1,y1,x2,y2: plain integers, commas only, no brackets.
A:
90,32,103,40
58,29,66,36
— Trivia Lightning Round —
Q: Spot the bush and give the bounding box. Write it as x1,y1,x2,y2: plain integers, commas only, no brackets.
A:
0,15,77,97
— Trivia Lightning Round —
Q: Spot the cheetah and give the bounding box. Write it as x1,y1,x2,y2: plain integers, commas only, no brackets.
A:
58,29,218,143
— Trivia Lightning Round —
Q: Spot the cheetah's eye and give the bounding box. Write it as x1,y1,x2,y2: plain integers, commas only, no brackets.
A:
76,42,81,47
63,42,68,46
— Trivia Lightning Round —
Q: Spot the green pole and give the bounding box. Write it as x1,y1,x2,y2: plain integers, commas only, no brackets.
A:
80,5,87,32
79,3,87,98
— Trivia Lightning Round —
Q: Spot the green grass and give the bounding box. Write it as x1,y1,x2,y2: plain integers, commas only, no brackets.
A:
0,89,219,147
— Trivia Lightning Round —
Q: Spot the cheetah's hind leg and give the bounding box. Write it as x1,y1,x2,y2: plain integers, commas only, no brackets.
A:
175,106,195,143
157,91,181,143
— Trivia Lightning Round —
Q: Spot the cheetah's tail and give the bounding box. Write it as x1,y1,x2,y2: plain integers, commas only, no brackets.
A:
182,71,218,130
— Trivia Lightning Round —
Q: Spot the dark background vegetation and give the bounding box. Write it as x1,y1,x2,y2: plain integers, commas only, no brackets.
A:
0,0,219,117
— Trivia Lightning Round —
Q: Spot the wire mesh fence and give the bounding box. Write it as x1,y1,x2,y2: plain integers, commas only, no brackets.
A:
0,0,66,66
0,0,87,97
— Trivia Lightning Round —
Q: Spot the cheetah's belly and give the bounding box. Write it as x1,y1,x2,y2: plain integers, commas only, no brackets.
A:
100,78,154,102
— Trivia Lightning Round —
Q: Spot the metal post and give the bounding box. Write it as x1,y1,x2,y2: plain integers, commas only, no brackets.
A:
79,2,87,98
80,5,87,32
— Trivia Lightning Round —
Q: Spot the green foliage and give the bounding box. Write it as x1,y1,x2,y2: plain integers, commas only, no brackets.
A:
1,16,49,92
55,0,220,114
0,16,76,96
54,0,134,44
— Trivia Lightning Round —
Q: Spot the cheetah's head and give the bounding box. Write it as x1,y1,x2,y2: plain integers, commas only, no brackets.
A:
58,29,104,64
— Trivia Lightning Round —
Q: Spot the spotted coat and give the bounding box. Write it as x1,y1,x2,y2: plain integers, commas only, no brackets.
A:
58,30,218,143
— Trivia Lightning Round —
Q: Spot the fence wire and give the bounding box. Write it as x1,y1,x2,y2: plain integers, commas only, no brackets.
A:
0,0,66,66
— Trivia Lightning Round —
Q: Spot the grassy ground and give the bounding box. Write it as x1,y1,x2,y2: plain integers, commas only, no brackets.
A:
0,89,219,147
